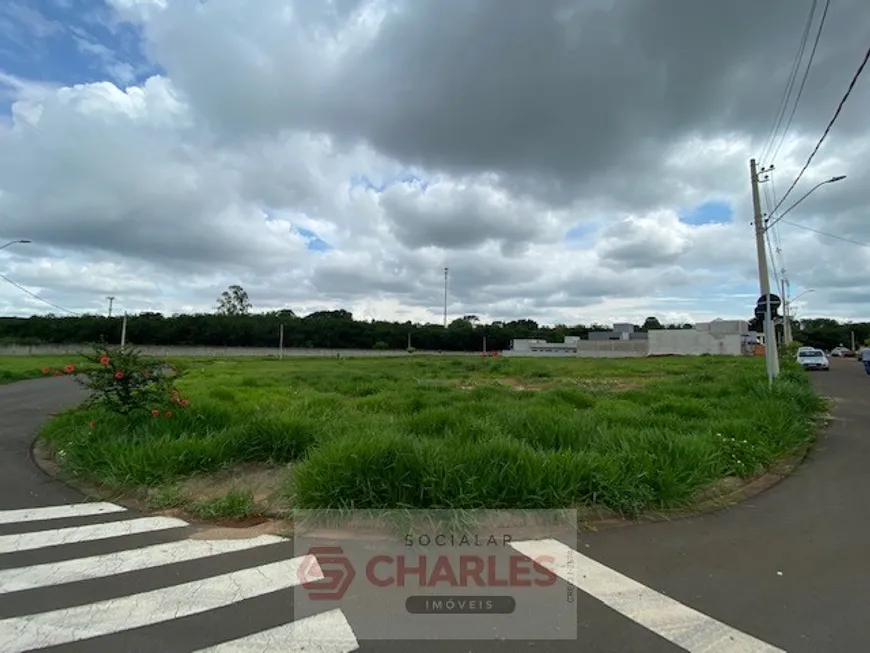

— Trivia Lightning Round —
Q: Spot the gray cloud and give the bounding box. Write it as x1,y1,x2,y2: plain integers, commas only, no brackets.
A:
139,0,870,208
2,0,870,325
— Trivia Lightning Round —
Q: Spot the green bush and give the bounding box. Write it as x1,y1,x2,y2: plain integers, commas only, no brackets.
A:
64,344,190,416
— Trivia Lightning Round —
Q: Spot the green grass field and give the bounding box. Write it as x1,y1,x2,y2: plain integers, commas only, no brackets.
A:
0,356,81,384
32,354,828,515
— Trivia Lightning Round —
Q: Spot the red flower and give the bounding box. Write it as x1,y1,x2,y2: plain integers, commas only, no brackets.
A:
54,370,62,376
41,367,50,375
64,364,75,373
114,371,125,380
151,409,160,417
164,410,173,418
89,420,96,430
100,356,110,366
179,399,189,408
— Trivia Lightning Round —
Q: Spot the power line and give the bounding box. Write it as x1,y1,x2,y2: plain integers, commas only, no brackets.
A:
772,42,870,215
780,219,870,248
769,0,831,163
0,273,80,315
759,0,818,165
767,174,787,277
765,227,781,291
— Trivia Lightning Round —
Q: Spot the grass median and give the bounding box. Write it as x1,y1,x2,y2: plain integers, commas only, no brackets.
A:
0,356,81,384
39,354,827,516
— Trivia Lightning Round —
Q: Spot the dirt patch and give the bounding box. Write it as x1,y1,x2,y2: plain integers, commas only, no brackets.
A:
31,440,293,533
612,381,645,391
168,462,289,511
188,520,293,540
498,377,543,391
568,377,652,393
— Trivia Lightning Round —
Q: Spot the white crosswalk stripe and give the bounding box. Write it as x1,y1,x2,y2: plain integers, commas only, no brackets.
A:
0,515,188,553
510,539,786,653
0,534,287,592
0,501,359,652
0,502,126,525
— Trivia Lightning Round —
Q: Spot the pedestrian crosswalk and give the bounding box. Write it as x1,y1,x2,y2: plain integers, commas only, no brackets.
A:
0,501,359,652
0,500,789,652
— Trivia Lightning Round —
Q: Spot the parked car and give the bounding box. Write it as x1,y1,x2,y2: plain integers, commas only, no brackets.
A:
831,346,856,357
797,348,830,371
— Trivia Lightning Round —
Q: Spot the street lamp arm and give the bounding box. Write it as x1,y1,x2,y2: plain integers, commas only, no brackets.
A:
789,289,815,304
0,239,31,250
766,176,846,231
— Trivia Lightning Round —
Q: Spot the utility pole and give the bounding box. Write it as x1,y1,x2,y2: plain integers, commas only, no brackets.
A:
750,159,779,383
781,278,792,345
443,267,449,328
279,324,284,360
107,296,115,318
120,313,128,347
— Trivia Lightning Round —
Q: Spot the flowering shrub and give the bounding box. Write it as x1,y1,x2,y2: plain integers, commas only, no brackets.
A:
42,364,77,378
42,344,191,416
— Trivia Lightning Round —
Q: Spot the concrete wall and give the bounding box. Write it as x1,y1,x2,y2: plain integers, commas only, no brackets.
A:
575,340,648,357
0,344,481,358
503,340,648,358
696,320,748,336
648,331,743,356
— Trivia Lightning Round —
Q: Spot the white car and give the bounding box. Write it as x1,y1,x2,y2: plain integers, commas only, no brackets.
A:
797,348,829,371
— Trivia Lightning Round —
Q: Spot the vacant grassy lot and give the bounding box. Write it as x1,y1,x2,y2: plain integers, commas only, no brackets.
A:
39,355,826,515
0,356,79,384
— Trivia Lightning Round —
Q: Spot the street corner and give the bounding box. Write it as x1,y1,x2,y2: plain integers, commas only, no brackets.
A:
289,508,580,641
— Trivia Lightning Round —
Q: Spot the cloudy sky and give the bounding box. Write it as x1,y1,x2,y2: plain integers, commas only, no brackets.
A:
1,0,869,326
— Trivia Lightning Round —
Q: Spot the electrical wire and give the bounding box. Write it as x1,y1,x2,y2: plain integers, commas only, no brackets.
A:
765,227,782,292
769,0,831,164
780,219,870,248
759,0,818,165
759,181,783,294
0,273,80,315
772,42,870,216
766,174,787,280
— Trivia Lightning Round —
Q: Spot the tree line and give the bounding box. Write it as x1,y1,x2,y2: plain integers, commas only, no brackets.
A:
0,311,864,352
0,310,688,351
0,286,864,352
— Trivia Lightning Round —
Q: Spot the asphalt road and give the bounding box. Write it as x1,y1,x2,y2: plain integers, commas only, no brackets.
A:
0,359,866,651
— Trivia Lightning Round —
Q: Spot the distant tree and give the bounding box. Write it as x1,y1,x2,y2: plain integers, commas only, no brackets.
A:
642,316,663,331
216,285,252,316
266,309,297,319
305,309,353,321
